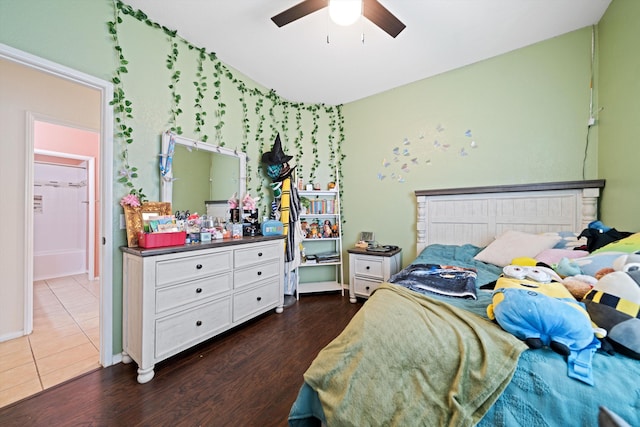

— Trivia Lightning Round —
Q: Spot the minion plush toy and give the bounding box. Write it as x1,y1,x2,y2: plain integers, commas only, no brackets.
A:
487,265,601,385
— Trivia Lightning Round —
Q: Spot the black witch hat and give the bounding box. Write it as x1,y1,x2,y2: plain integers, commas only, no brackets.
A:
261,133,293,166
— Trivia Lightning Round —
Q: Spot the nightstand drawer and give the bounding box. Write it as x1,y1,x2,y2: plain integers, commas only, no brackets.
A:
353,256,384,279
155,297,232,359
156,251,232,287
353,277,381,298
156,272,232,314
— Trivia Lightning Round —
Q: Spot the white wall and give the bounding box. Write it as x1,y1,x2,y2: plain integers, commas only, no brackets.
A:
33,162,88,280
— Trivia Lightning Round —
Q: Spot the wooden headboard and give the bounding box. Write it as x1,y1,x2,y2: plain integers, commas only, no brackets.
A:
414,180,605,254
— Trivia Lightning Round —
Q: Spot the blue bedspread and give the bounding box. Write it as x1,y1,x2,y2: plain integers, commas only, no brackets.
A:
289,244,640,427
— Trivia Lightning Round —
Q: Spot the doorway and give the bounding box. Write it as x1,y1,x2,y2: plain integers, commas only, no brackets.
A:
33,124,99,281
0,43,114,395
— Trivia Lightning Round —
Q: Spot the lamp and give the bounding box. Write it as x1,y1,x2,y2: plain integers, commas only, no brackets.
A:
328,0,362,26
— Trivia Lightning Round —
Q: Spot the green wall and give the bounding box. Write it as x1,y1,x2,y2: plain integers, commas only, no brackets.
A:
597,0,640,231
342,28,598,262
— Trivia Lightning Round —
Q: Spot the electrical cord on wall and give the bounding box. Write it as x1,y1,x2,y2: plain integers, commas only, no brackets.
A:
582,124,592,181
583,24,596,181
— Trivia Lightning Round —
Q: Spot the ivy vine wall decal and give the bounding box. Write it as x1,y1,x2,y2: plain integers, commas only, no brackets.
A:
109,0,345,217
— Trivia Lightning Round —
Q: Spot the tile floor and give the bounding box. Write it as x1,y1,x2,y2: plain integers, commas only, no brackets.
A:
0,274,100,408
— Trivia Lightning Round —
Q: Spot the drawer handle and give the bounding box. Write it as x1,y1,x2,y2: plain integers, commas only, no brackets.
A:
366,266,370,270
257,271,262,276
196,288,202,293
257,252,263,257
365,286,370,291
196,320,202,326
196,264,203,270
256,296,262,302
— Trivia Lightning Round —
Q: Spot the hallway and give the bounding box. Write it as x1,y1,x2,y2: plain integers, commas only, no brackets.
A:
0,274,100,407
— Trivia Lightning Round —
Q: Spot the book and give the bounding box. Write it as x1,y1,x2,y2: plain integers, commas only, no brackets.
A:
315,251,340,263
317,257,340,263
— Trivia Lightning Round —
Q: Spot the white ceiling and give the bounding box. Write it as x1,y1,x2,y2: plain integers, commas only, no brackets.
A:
123,0,611,105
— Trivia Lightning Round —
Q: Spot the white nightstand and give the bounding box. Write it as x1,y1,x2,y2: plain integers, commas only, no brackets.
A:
347,247,402,303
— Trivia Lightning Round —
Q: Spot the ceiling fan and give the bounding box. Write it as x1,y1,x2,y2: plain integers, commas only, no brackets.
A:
271,0,406,38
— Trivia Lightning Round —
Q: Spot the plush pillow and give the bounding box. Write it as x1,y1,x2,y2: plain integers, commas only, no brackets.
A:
592,232,640,254
474,230,561,267
572,252,627,277
535,248,589,266
542,231,587,250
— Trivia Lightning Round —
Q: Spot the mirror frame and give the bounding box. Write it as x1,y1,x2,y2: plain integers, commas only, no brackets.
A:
160,132,247,209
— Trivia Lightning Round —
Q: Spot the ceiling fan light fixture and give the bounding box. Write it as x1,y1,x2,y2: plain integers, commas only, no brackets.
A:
328,0,362,26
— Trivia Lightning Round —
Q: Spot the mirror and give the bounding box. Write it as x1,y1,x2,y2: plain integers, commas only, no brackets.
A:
160,132,246,216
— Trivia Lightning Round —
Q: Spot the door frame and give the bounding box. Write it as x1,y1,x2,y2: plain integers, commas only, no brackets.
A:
1,42,115,367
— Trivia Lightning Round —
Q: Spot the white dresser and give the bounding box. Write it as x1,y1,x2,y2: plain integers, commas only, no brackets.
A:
121,236,285,383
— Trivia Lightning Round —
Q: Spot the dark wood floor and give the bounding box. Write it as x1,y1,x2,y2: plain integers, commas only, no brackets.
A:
0,293,362,427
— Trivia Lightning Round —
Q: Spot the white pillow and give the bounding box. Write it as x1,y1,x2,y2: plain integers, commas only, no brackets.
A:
473,230,561,267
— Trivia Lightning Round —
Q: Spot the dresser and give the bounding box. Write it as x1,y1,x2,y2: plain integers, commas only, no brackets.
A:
121,236,285,383
348,247,402,302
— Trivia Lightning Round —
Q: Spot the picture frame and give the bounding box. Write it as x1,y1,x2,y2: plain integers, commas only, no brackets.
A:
124,201,172,247
141,201,172,221
360,231,374,243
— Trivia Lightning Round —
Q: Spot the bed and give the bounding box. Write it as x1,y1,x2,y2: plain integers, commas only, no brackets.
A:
288,180,640,427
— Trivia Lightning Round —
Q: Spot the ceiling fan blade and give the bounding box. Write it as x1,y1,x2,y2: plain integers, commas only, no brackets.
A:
363,0,406,38
271,0,328,27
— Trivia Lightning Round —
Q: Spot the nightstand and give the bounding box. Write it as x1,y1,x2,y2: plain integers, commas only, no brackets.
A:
347,247,402,303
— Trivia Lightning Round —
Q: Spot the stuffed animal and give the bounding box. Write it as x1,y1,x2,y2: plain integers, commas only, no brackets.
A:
561,275,597,300
556,257,583,278
582,253,640,360
487,265,601,385
506,260,596,299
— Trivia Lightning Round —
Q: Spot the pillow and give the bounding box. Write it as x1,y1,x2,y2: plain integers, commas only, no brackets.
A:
542,231,587,250
473,230,561,267
592,232,640,254
535,248,589,266
572,252,626,277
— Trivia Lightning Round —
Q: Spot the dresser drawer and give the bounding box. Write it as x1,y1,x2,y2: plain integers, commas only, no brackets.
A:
156,251,232,287
233,279,280,322
234,259,280,290
155,297,232,359
155,272,232,314
353,256,384,279
353,277,381,298
234,242,281,269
